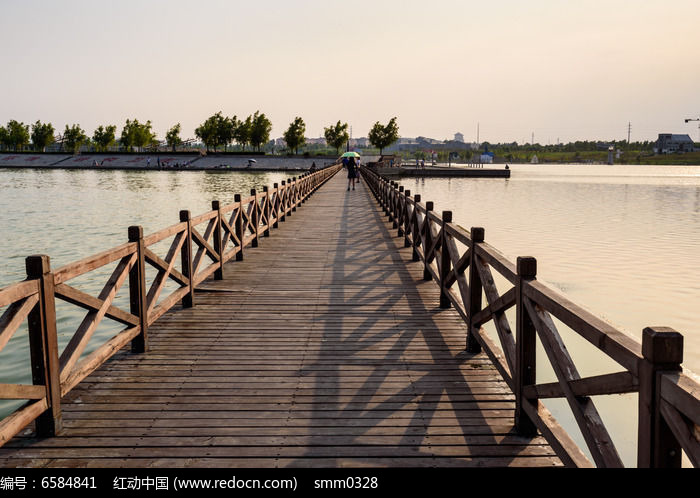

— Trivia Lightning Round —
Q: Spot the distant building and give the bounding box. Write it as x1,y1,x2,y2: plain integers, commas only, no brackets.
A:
350,137,370,147
454,132,464,143
306,137,327,146
655,134,695,154
396,137,418,145
415,136,443,145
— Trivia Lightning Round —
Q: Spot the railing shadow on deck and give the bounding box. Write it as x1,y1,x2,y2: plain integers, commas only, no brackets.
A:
0,164,343,447
288,185,553,467
359,165,700,468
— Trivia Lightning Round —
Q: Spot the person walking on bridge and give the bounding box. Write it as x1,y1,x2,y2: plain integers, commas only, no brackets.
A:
347,155,358,190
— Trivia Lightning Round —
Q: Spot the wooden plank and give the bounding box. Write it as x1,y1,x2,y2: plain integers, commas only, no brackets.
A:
659,372,700,427
524,279,642,375
0,280,39,308
0,384,46,400
144,246,188,287
0,399,48,446
54,284,137,328
524,371,638,399
659,399,700,467
0,294,39,352
61,326,140,396
53,243,136,285
143,222,187,247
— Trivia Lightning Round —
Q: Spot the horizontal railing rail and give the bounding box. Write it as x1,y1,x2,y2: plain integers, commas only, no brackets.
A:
361,164,700,468
0,163,342,446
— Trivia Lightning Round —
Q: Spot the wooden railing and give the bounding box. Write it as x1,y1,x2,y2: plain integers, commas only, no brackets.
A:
0,163,342,446
361,165,700,468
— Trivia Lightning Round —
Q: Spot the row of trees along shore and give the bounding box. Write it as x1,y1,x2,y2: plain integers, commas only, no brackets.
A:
0,114,401,155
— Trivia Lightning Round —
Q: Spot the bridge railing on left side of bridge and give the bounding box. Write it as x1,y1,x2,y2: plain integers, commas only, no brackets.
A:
0,163,343,446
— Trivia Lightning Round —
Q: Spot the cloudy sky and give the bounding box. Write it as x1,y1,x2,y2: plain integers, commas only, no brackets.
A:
1,0,698,144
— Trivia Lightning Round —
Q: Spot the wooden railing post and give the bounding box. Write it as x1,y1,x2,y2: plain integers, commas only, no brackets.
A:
234,194,244,261
179,210,195,308
262,187,271,237
250,188,260,245
386,180,392,213
423,201,434,281
467,227,485,353
382,180,389,214
403,190,411,247
285,179,293,217
638,326,684,468
25,255,62,436
439,211,452,309
412,194,421,261
211,201,224,279
515,256,538,435
128,226,148,353
280,181,287,222
388,182,396,222
272,184,280,229
394,186,403,229
291,177,298,212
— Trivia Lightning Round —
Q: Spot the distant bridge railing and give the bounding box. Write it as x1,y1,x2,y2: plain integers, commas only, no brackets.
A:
361,165,700,468
0,163,342,446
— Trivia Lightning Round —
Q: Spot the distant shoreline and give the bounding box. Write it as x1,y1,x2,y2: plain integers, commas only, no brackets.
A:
0,153,342,172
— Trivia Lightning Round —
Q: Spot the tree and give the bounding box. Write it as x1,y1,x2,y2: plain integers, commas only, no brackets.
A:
195,112,233,152
165,123,183,152
324,120,349,155
31,121,55,152
283,117,306,155
218,115,236,152
368,117,399,155
3,120,30,151
234,115,252,151
92,125,117,152
0,126,8,150
63,124,87,154
134,120,156,150
250,111,272,152
120,119,155,152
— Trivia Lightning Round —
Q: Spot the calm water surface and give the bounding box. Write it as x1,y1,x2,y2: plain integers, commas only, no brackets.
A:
1,164,699,466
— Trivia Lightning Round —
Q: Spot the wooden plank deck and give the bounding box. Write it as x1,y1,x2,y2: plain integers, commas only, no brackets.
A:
0,171,561,468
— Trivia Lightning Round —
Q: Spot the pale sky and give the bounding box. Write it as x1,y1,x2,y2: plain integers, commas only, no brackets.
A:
1,0,699,144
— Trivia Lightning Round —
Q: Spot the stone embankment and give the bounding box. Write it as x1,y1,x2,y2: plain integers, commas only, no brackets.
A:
0,153,341,171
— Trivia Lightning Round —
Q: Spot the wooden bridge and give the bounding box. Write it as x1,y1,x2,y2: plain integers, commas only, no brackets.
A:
0,164,698,468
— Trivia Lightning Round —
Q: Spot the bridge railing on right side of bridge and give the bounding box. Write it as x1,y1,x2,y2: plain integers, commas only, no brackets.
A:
0,163,343,448
360,165,700,468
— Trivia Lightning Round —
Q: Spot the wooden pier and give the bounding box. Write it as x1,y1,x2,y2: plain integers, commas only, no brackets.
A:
0,164,698,468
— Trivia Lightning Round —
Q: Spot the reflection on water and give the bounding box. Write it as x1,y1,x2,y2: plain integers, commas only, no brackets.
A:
400,163,700,466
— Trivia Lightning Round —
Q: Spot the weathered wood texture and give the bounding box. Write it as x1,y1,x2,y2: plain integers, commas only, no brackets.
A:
0,170,560,468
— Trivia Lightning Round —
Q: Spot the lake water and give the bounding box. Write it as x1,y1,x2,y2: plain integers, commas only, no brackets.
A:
1,164,698,466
